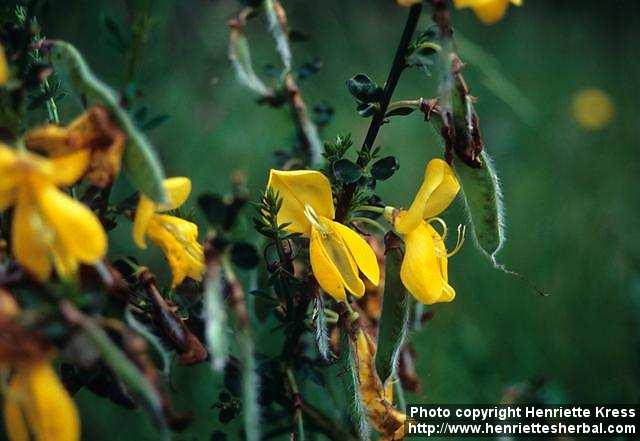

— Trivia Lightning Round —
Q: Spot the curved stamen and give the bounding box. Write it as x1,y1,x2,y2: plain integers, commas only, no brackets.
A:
447,224,466,258
427,217,448,241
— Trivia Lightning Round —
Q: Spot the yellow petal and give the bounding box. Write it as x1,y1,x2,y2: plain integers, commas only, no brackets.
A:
311,219,365,299
49,241,80,280
433,226,456,303
267,169,335,236
147,215,205,287
4,371,31,441
12,191,52,281
0,144,18,168
400,221,447,305
0,187,17,211
49,150,91,186
24,124,74,156
133,195,156,248
0,146,19,210
16,361,80,441
36,183,107,264
329,221,380,286
157,177,192,211
0,44,8,86
395,159,460,234
309,227,346,301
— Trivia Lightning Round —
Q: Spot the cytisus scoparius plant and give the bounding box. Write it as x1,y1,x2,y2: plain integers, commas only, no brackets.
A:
0,1,535,440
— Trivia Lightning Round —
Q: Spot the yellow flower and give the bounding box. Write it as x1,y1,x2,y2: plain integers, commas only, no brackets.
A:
0,294,80,441
25,105,126,188
0,144,106,281
0,43,8,85
3,360,80,441
571,88,615,131
453,0,522,24
133,177,205,287
392,159,463,305
267,169,380,302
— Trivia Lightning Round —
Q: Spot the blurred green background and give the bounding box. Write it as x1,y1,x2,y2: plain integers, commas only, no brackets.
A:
3,0,640,439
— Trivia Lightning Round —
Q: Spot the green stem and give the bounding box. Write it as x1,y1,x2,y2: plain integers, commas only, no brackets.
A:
43,78,60,123
386,99,422,113
354,205,385,214
286,368,305,441
350,216,388,235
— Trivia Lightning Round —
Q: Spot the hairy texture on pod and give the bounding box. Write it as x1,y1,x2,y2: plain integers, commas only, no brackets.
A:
49,41,167,203
455,150,505,263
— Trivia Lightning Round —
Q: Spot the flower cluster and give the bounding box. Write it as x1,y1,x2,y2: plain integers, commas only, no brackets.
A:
0,104,205,440
267,158,464,306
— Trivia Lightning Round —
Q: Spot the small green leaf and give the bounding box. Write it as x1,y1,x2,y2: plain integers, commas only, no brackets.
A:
332,158,363,184
346,74,383,103
142,114,170,131
356,102,378,117
385,106,416,117
370,156,399,181
101,14,128,53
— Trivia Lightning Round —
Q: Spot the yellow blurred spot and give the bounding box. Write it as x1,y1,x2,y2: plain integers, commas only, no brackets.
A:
572,89,615,130
396,0,421,6
0,44,8,85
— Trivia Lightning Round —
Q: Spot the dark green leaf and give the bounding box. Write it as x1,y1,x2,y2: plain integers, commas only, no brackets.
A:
371,156,400,181
346,73,383,103
142,114,170,131
332,158,362,184
231,242,260,269
101,15,128,53
134,106,149,124
385,106,416,117
356,101,377,117
198,194,228,228
288,29,310,42
313,103,334,128
297,57,322,80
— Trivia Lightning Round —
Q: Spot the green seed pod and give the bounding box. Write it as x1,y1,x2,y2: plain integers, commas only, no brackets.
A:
454,150,505,263
49,41,167,203
375,232,411,386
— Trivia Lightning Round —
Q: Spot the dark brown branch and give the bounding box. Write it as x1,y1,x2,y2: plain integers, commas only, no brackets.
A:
139,268,207,365
335,4,423,221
